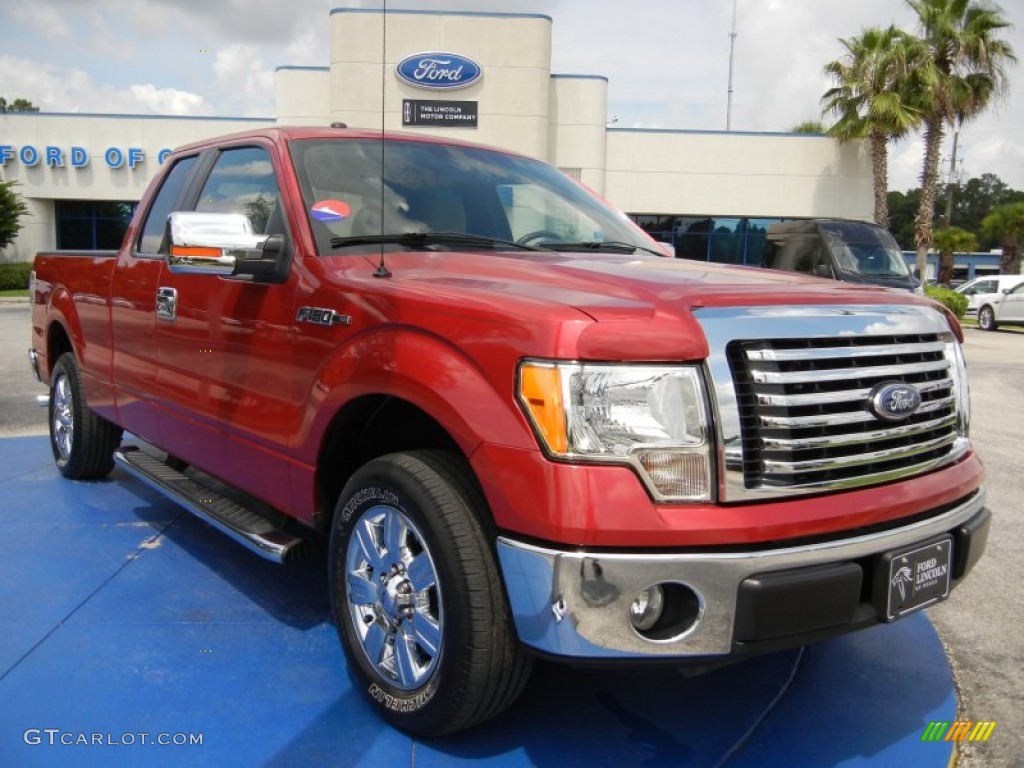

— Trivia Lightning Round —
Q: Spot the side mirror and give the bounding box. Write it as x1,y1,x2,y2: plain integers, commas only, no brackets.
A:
168,212,265,276
167,212,289,282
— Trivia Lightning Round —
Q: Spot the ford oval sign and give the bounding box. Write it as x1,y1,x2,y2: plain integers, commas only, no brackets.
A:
868,382,922,422
395,52,483,90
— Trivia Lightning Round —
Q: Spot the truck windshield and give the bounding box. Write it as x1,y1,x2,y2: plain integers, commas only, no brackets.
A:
821,222,910,279
289,137,656,255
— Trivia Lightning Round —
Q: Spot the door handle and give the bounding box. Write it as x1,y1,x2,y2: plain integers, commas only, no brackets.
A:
156,287,178,321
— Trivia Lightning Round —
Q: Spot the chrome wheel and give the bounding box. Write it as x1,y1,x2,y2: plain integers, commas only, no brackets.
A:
978,305,997,331
52,371,74,463
345,503,442,691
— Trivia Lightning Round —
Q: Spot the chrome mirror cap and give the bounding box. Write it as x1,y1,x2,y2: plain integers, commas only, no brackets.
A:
167,212,268,276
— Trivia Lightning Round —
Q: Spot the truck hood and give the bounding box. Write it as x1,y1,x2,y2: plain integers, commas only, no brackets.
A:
350,249,945,360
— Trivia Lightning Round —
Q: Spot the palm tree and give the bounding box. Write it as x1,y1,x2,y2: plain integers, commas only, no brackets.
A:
907,0,1015,280
822,26,924,227
981,202,1024,275
791,120,826,133
932,225,978,284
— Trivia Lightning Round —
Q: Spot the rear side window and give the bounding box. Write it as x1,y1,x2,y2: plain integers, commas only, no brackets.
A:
137,155,199,254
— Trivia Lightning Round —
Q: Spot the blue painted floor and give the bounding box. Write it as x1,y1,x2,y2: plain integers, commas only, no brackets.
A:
0,435,956,767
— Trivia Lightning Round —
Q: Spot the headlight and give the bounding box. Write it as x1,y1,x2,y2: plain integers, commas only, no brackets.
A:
517,361,714,502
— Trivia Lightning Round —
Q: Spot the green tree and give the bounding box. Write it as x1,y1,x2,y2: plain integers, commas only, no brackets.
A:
887,187,924,248
952,173,1024,247
823,25,924,227
0,179,30,251
982,202,1024,274
791,120,826,133
906,0,1016,279
933,225,978,284
0,97,40,113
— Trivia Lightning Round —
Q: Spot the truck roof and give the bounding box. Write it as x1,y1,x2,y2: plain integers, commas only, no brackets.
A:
171,124,529,158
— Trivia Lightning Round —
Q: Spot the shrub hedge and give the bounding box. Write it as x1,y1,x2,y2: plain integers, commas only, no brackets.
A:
0,262,33,291
925,284,968,318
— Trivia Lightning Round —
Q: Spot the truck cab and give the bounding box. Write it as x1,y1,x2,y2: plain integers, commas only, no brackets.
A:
764,219,920,293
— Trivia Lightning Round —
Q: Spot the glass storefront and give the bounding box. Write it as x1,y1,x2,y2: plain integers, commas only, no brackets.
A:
55,200,137,250
630,214,794,267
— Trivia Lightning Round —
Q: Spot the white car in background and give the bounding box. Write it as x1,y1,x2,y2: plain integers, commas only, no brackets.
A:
956,275,1024,317
977,280,1024,331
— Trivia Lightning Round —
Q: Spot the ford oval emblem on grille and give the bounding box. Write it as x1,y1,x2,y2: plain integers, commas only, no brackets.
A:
868,382,922,422
395,52,483,90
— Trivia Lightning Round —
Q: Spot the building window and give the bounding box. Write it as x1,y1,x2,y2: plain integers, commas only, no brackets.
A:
55,200,137,250
629,214,794,266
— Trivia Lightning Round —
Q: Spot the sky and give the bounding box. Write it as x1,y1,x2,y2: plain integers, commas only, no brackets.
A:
2,0,1023,192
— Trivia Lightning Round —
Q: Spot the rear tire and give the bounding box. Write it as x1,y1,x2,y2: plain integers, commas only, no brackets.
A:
49,352,123,479
978,305,998,331
328,450,531,736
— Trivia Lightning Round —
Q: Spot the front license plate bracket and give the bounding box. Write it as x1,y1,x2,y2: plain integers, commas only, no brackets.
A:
874,537,953,621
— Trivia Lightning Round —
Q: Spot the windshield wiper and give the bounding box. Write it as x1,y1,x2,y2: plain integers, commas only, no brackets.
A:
331,231,542,251
540,240,667,258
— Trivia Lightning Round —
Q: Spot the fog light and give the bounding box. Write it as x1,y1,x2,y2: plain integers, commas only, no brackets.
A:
629,585,665,631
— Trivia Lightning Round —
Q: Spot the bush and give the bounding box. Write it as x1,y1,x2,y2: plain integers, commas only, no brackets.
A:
0,261,33,290
925,284,968,318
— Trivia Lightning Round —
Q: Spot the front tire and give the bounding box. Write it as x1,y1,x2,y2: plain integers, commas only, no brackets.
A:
49,352,123,479
978,305,998,331
329,451,531,736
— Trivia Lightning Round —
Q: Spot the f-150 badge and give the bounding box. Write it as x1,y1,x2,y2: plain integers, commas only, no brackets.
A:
296,307,351,326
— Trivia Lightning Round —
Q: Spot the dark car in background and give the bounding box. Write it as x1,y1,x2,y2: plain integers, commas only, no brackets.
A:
764,219,920,293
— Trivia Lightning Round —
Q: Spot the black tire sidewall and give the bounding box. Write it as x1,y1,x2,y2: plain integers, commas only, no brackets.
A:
48,352,120,479
328,455,481,734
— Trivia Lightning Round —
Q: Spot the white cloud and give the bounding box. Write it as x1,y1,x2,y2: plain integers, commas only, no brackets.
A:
283,22,330,68
128,84,207,115
212,44,276,116
0,55,212,116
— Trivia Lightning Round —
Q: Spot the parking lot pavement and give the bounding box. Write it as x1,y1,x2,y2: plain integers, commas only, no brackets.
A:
0,303,47,437
928,327,1024,767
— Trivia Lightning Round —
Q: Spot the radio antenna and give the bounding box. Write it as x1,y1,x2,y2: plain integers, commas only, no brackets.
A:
726,0,738,131
373,0,392,278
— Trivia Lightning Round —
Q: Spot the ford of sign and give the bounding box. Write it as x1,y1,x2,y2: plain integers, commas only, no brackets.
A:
395,52,482,90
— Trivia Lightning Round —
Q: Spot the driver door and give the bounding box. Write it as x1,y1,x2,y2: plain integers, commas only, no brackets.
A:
153,143,300,511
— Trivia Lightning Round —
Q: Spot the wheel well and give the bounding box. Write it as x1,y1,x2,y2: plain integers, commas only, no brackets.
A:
315,396,469,532
47,322,73,377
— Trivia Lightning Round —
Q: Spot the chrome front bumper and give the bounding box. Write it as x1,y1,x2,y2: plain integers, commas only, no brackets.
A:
496,488,987,659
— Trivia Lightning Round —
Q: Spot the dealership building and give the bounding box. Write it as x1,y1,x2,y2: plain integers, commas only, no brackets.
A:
0,7,873,265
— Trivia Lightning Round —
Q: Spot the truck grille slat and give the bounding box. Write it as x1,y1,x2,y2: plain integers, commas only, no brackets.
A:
750,359,949,385
727,332,961,491
762,413,958,450
755,377,951,407
757,394,955,428
762,432,958,474
745,340,947,362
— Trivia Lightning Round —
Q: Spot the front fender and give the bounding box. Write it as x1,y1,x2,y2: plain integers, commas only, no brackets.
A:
300,327,537,464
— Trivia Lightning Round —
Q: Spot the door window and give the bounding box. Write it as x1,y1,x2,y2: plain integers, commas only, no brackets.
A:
195,147,282,235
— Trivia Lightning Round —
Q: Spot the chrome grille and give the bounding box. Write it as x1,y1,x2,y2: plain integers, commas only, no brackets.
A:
727,334,959,490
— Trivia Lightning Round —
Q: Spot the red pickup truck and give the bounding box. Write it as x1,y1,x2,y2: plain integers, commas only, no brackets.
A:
29,126,989,736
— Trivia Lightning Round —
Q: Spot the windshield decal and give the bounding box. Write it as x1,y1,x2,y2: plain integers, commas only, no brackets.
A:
311,200,351,222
